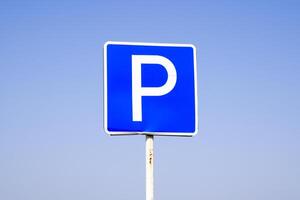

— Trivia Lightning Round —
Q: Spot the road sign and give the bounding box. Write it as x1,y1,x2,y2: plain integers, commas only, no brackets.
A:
104,41,198,136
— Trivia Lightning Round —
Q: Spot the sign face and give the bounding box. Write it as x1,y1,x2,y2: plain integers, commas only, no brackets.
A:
104,41,198,136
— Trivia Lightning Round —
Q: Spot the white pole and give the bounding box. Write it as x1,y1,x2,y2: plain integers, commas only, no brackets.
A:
146,135,154,200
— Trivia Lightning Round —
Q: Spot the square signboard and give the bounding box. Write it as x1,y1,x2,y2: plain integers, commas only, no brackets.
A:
104,41,198,136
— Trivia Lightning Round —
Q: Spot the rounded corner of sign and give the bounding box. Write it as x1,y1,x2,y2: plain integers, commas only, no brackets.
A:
186,44,197,52
190,129,198,137
103,126,112,136
188,44,197,51
104,131,111,136
191,122,199,136
104,41,113,49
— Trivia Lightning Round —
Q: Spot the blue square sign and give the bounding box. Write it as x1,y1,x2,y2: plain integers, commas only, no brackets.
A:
104,41,198,136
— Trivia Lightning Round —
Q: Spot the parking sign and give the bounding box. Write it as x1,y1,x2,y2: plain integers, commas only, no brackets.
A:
104,41,198,136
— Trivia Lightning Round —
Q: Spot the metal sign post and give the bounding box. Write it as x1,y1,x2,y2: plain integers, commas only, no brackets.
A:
146,135,154,200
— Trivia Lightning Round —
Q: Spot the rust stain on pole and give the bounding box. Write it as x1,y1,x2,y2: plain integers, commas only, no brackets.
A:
149,152,153,164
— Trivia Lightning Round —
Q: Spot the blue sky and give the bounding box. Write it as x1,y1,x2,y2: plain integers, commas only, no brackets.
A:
1,1,299,200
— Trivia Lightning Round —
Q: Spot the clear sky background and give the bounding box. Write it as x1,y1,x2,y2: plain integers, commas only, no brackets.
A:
1,1,299,200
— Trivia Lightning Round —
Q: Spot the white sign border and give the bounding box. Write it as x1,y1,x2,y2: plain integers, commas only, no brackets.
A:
103,41,198,137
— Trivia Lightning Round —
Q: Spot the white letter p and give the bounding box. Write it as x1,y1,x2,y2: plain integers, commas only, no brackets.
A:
132,55,177,121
